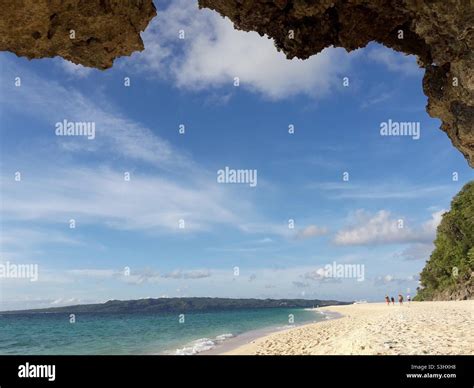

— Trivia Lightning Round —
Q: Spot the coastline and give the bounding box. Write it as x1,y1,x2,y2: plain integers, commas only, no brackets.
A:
199,309,342,355
215,301,474,355
196,308,342,356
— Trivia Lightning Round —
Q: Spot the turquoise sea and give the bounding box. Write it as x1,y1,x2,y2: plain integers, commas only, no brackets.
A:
0,308,326,355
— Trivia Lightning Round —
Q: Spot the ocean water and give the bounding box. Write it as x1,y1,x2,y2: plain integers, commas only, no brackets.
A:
0,308,326,355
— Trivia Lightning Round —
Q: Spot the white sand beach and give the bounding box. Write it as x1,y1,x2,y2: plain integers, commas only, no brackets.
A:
222,301,474,355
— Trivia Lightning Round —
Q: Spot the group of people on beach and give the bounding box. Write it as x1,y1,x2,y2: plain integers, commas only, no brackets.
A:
385,294,410,305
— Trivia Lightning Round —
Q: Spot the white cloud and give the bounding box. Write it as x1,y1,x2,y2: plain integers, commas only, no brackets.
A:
126,0,352,100
422,210,445,235
295,225,328,239
374,273,419,285
51,297,85,305
162,269,211,279
303,268,341,283
292,281,310,288
304,267,328,280
333,209,444,246
394,243,434,261
59,60,95,78
367,46,421,76
0,297,99,311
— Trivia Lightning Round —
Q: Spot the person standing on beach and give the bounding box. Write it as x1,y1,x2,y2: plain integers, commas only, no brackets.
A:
391,297,395,305
398,294,404,305
407,294,411,304
385,296,390,305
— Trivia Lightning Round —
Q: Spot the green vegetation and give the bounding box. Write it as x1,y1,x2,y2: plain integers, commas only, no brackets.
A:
1,297,350,314
415,181,474,301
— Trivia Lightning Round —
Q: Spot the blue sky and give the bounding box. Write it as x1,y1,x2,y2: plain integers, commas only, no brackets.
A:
0,0,472,309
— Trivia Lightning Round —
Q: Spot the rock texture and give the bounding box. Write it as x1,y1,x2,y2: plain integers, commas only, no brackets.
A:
431,279,474,301
0,0,156,69
199,0,474,167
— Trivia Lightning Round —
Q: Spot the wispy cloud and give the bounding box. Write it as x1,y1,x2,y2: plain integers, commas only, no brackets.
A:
162,269,211,279
0,58,272,235
0,228,81,248
68,267,210,283
309,182,453,200
1,166,248,233
69,268,162,285
292,281,310,288
360,91,393,109
0,57,192,171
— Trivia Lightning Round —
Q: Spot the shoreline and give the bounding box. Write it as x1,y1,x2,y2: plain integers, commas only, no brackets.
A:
216,301,474,355
200,309,342,355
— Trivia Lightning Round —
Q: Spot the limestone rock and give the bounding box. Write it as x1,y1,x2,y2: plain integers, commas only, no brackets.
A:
0,0,156,69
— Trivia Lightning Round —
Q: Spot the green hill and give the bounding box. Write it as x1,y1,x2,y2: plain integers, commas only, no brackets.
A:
415,181,474,300
0,297,350,314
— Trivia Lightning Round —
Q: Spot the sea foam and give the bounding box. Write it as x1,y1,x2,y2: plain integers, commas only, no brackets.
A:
175,333,234,355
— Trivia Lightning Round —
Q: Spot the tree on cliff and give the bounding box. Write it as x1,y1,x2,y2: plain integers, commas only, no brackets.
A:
415,181,474,301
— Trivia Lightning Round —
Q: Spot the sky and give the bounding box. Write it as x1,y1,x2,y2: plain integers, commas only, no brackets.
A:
0,0,472,310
